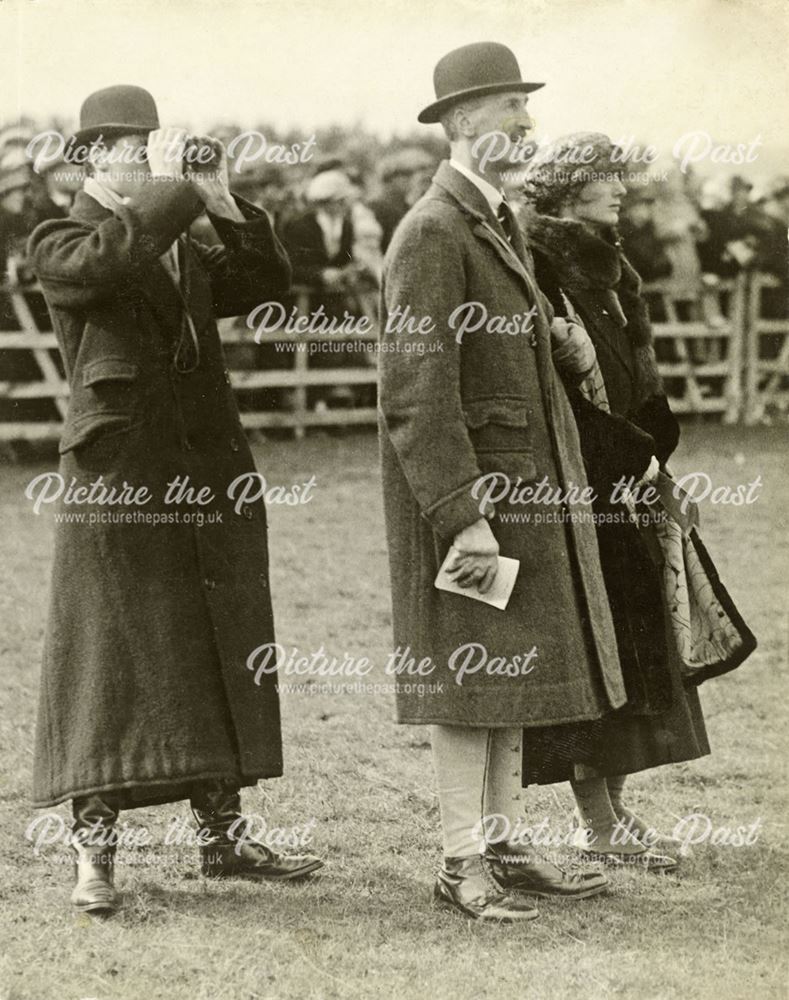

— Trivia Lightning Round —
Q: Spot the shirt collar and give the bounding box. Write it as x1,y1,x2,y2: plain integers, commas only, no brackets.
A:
83,176,128,215
449,158,504,214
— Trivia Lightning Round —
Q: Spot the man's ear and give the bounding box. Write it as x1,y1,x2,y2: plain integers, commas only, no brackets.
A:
453,105,478,140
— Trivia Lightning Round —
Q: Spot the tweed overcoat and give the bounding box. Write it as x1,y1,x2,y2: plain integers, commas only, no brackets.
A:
28,179,291,807
377,161,626,727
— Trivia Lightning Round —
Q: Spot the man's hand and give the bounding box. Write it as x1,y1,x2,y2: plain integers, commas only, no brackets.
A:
445,517,499,593
185,135,243,220
147,128,187,179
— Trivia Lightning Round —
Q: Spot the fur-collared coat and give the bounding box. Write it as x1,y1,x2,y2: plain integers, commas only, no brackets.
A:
28,180,291,807
377,162,627,727
526,212,681,714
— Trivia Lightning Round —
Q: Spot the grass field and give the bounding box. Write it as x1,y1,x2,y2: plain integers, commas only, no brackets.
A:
0,422,786,1000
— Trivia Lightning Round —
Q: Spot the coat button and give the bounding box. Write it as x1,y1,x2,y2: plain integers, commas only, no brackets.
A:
243,507,254,520
184,437,193,451
224,368,231,385
204,578,216,591
230,437,240,452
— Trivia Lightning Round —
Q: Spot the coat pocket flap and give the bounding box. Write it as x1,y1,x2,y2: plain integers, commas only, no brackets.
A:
82,359,139,387
58,411,133,454
462,398,530,430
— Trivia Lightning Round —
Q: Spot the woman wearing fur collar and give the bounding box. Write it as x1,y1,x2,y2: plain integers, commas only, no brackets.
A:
520,133,708,870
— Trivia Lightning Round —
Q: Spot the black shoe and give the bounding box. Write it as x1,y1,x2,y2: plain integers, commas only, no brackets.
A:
70,793,122,917
199,841,324,881
434,856,539,922
571,823,679,872
71,844,121,916
576,847,679,872
191,780,324,882
485,841,608,900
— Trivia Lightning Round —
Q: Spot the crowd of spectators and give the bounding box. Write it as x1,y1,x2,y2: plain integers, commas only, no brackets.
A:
1,119,787,419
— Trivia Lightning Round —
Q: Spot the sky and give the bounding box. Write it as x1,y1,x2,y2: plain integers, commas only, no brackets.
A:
2,0,787,172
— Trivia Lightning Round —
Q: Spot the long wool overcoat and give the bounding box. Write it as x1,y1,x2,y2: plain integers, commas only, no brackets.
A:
28,179,291,807
377,161,626,727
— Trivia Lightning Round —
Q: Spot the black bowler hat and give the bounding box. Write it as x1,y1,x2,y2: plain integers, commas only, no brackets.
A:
418,42,544,124
73,85,160,147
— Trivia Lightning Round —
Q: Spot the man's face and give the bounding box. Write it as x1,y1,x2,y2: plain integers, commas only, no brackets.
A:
90,133,151,199
1,188,28,215
464,91,534,177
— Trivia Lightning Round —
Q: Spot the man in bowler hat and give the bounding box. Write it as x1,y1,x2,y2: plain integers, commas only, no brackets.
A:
378,42,626,920
28,85,323,916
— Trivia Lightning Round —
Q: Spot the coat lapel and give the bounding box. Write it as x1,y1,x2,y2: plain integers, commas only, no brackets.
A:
430,161,554,383
432,162,535,293
525,211,639,379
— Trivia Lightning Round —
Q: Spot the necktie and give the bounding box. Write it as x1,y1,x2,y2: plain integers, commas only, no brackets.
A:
497,199,517,244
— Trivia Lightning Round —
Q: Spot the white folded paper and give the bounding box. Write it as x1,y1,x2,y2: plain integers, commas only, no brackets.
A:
434,549,520,611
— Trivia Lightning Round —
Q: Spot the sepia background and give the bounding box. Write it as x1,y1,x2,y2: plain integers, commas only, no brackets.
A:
0,1,787,998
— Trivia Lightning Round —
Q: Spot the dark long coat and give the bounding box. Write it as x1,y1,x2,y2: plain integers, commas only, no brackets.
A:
377,162,626,727
28,179,291,808
527,212,682,719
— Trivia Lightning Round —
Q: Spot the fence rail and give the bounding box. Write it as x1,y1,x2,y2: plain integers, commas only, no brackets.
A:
0,266,786,447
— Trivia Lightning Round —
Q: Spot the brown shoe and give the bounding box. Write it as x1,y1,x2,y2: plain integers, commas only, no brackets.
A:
486,841,608,900
434,856,539,922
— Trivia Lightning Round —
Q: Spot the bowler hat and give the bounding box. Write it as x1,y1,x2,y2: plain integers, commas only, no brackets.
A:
73,85,160,147
418,42,543,124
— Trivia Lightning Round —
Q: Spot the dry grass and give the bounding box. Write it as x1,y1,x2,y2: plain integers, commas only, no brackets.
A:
0,423,786,1000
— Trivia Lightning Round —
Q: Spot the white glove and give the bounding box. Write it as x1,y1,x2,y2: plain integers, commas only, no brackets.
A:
146,128,187,179
638,455,660,486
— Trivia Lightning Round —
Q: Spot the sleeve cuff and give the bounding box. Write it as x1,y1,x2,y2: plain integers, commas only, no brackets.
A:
424,479,492,540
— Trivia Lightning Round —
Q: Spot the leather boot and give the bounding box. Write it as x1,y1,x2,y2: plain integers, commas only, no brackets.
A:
486,840,608,899
433,856,539,922
70,793,121,917
191,780,324,881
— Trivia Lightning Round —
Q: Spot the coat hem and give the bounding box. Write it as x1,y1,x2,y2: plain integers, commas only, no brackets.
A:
394,702,627,728
31,766,283,810
522,746,712,787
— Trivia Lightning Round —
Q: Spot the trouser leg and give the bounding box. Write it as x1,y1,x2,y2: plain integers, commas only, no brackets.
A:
482,727,526,847
429,724,490,858
429,725,539,922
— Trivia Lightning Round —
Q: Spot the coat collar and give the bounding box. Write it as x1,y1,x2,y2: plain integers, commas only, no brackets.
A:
431,160,534,292
524,210,624,293
526,208,662,400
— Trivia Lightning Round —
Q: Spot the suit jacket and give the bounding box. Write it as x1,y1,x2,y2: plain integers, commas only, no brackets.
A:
378,160,626,727
280,208,354,287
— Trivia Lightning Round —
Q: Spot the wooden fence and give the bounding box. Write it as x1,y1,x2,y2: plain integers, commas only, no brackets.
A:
0,262,786,446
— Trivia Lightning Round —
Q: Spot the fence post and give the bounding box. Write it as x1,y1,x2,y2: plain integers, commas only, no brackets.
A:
291,288,310,440
724,273,746,424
